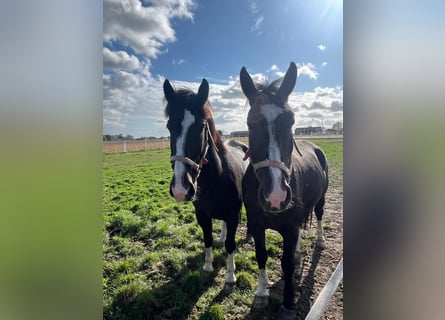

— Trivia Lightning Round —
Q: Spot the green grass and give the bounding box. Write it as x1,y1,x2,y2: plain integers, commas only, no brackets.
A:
103,138,343,319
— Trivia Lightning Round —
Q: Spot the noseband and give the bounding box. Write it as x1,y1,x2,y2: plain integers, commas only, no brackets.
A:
251,159,292,178
170,122,216,176
170,154,203,172
249,139,303,178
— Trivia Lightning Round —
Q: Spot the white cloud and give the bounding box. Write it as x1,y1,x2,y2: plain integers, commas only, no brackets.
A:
322,62,328,66
247,0,264,34
314,86,337,97
297,62,319,79
103,0,196,137
318,44,327,51
172,59,185,65
266,64,286,79
103,71,343,137
249,0,260,14
251,15,264,33
103,47,141,71
207,76,343,135
288,85,343,128
104,0,195,58
268,64,279,72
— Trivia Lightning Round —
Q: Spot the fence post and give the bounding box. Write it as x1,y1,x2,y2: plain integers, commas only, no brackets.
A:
123,140,127,153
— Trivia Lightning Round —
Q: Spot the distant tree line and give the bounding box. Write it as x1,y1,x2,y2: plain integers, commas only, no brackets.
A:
103,134,164,141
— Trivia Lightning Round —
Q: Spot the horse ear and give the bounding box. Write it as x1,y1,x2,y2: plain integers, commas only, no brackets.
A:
277,62,297,99
163,79,176,101
197,79,209,104
240,66,256,100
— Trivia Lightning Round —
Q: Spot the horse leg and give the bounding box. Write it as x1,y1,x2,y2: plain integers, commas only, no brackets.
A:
245,219,253,242
196,211,214,272
223,219,237,292
278,229,298,320
314,195,326,248
253,229,269,308
218,220,227,244
296,231,302,254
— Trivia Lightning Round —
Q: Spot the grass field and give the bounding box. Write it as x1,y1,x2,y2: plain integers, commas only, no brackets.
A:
103,138,343,319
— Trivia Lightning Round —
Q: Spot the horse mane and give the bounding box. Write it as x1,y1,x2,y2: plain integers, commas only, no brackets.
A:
204,102,227,153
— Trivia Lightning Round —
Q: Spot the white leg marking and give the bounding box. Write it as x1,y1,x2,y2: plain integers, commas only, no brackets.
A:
225,253,236,283
316,220,326,248
203,246,214,272
261,105,287,209
255,268,269,296
219,221,227,244
172,110,194,201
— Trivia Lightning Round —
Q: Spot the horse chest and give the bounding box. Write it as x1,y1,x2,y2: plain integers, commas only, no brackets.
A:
255,208,302,232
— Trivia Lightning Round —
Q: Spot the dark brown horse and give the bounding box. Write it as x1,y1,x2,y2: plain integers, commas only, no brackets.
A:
163,78,248,291
239,62,329,319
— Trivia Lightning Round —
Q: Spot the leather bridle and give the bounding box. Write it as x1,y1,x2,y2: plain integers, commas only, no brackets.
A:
169,122,216,177
251,159,292,178
249,139,302,178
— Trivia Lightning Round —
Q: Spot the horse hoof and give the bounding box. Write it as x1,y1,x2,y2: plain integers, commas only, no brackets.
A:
253,295,269,309
202,264,214,272
316,239,326,249
277,305,296,320
224,282,236,294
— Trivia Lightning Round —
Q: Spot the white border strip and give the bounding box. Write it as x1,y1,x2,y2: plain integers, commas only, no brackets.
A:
305,256,343,320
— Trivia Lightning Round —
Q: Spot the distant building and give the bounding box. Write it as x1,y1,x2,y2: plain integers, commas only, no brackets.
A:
324,129,337,135
294,126,323,136
230,131,249,137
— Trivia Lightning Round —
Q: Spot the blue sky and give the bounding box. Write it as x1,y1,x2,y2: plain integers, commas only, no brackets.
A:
103,0,343,138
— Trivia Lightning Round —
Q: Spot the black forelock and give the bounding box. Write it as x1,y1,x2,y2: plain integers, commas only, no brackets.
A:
250,78,287,108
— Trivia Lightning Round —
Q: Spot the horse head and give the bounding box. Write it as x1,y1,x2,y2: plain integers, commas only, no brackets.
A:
240,62,298,212
163,78,211,201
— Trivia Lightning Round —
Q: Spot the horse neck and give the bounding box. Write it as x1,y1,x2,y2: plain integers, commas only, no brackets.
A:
290,145,305,208
206,141,224,175
198,139,224,184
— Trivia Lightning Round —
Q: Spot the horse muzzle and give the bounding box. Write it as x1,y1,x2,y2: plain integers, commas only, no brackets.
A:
258,181,292,213
170,172,197,202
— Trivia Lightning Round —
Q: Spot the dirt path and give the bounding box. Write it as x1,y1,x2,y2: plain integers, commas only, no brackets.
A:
295,183,343,319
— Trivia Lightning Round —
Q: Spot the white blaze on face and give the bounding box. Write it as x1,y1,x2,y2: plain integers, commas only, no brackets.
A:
172,110,195,201
261,104,287,209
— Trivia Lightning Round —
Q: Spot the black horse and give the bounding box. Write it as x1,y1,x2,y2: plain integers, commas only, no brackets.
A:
239,62,329,319
163,78,248,290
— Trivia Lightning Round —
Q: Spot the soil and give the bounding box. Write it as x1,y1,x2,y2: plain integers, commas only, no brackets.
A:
294,184,344,319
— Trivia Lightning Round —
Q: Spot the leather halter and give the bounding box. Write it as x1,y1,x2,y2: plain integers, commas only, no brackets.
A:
170,154,203,172
251,159,292,178
249,138,303,177
169,122,216,175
